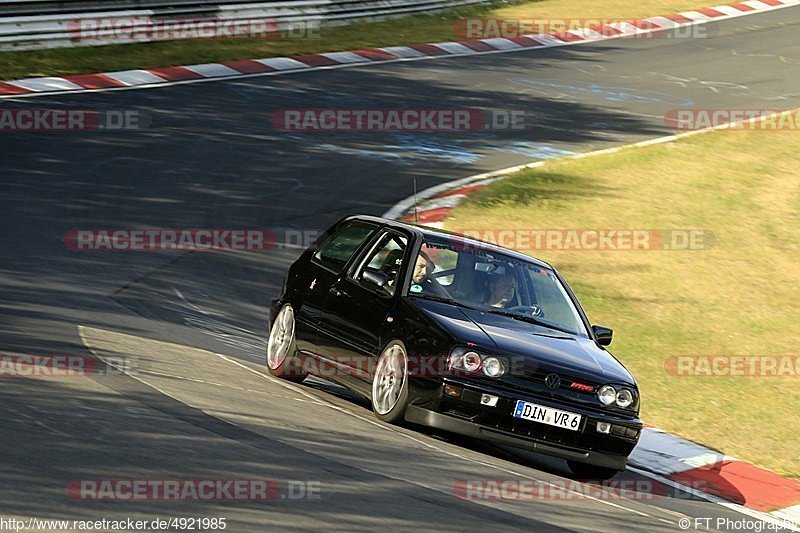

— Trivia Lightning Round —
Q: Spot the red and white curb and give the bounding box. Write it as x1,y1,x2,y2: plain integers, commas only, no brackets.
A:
382,131,800,530
1,0,799,98
383,171,508,225
629,427,800,523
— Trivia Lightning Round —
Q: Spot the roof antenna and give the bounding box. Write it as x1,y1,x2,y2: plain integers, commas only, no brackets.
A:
413,177,419,224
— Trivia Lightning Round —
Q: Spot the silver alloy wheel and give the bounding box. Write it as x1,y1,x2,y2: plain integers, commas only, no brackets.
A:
267,305,294,370
372,343,408,415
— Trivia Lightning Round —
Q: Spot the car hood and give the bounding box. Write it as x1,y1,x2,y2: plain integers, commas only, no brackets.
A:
411,298,635,385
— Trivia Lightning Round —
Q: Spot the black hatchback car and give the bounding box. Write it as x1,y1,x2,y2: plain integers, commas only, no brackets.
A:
267,215,642,478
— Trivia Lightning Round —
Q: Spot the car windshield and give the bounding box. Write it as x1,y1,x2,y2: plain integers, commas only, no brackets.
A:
409,237,587,336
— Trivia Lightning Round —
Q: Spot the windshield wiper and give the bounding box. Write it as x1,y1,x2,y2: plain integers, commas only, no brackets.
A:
413,295,576,335
485,308,575,335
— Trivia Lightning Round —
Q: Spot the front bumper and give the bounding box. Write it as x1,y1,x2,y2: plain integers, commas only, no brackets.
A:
405,379,642,470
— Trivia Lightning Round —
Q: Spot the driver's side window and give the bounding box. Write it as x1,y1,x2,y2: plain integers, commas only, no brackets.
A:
353,232,408,296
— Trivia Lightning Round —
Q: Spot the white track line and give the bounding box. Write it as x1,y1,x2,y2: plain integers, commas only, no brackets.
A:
6,405,72,438
136,368,326,404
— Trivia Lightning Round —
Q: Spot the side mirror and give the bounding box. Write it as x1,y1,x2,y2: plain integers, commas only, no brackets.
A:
592,325,613,346
361,269,390,293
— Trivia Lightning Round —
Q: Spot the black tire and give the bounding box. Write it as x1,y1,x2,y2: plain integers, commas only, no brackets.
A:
567,460,621,480
266,304,307,382
371,340,410,423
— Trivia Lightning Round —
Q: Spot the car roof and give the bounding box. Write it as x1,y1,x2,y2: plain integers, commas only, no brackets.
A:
345,215,554,270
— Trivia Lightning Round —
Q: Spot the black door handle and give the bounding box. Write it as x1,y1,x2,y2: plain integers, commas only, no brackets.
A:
329,287,343,297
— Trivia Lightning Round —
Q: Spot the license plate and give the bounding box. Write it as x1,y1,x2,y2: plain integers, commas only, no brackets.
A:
513,400,582,431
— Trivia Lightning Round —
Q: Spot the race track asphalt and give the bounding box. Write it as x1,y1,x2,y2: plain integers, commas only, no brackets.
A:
1,7,799,531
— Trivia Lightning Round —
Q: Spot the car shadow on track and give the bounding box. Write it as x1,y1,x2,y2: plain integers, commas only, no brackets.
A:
298,374,710,506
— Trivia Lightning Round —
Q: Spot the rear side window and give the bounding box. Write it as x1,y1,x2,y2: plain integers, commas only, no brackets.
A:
313,221,376,273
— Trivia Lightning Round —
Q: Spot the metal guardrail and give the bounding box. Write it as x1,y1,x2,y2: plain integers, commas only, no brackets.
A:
0,0,492,50
0,2,238,17
0,1,347,17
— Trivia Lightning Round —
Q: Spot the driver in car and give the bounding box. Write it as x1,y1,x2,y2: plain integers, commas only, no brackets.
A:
411,251,450,297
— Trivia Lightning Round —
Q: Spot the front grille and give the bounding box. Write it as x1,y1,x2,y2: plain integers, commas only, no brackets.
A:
487,379,611,416
484,375,639,418
523,367,599,395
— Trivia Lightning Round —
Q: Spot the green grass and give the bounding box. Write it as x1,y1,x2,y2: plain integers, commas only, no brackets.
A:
2,0,719,80
445,128,800,479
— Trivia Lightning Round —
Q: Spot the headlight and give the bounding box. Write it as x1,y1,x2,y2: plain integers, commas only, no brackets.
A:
616,389,634,408
598,385,616,405
462,351,482,373
482,357,504,377
448,349,505,377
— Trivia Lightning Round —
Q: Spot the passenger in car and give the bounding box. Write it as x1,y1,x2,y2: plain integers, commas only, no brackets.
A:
485,273,516,308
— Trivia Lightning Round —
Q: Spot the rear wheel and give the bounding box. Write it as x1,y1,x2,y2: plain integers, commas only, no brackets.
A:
371,340,410,423
266,304,307,382
567,460,620,480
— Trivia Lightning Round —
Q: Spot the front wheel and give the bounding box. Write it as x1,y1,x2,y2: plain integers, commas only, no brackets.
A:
266,304,307,382
567,460,621,480
371,340,410,423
